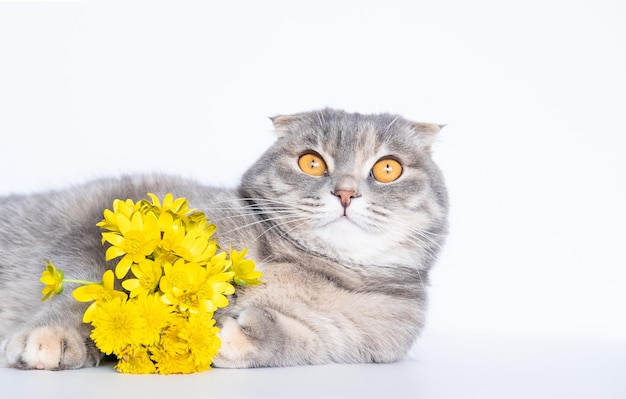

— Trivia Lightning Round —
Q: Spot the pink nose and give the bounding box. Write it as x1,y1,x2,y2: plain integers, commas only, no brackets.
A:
333,189,358,209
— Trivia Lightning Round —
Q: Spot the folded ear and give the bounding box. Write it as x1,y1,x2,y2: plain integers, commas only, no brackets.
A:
410,121,445,153
269,113,308,134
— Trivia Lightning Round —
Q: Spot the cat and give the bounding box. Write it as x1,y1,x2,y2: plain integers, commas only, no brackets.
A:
0,108,448,370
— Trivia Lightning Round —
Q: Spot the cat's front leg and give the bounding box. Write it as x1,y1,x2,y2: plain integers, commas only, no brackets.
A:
1,304,101,370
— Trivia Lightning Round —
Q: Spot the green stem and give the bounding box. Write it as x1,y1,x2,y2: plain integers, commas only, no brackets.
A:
63,278,99,286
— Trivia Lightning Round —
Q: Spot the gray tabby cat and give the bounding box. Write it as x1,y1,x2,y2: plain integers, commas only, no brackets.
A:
0,108,448,370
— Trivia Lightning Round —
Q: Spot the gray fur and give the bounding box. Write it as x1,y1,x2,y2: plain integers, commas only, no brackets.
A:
0,108,448,369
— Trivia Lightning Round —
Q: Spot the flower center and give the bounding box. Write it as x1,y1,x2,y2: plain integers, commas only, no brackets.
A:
122,232,144,254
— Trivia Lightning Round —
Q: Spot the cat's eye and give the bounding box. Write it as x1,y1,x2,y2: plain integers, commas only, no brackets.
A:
298,152,327,176
371,158,403,183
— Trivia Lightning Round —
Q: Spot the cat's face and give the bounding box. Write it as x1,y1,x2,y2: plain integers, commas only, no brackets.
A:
240,109,448,269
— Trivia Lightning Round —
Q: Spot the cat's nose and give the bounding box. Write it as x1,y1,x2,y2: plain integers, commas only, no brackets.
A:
333,189,358,209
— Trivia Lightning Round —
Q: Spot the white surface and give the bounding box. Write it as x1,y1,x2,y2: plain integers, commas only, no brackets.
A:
1,0,625,398
1,333,625,399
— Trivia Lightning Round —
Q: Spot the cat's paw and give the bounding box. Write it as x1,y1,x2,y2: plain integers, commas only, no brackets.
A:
2,325,101,370
213,309,282,368
212,314,258,368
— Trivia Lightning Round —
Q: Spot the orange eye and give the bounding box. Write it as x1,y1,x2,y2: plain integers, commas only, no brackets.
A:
371,158,403,183
298,152,327,176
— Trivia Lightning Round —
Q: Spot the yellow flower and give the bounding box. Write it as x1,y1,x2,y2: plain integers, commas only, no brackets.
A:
205,251,230,275
159,217,217,265
101,210,161,278
116,346,156,374
145,192,191,218
156,317,189,357
122,259,162,298
178,312,221,370
184,211,216,233
40,261,64,301
173,226,218,264
89,296,145,356
230,248,262,287
41,193,262,374
197,272,235,311
96,199,139,234
72,270,127,323
153,352,196,375
135,293,174,346
156,211,176,233
159,259,211,314
151,318,196,375
159,218,185,252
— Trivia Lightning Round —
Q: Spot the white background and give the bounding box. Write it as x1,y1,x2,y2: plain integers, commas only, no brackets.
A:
1,0,625,398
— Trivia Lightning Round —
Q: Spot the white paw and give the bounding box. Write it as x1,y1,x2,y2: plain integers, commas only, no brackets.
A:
212,316,256,368
3,326,100,370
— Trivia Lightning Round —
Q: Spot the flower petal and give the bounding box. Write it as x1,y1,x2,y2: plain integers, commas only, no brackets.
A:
115,256,133,279
105,245,127,261
102,232,125,248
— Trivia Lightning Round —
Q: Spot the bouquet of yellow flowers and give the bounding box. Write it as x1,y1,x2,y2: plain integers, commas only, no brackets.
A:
40,193,262,374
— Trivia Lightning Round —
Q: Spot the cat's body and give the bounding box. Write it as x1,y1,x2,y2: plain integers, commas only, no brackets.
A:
0,109,448,370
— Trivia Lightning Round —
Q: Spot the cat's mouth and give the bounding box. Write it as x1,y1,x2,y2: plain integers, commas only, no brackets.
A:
318,213,357,229
329,213,366,230
315,203,371,232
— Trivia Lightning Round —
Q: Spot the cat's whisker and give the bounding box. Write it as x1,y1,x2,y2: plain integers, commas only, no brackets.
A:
212,203,313,222
364,222,439,286
238,196,296,205
407,236,441,261
408,228,443,249
253,214,316,242
364,213,442,260
398,225,441,255
415,268,427,295
219,212,313,238
209,209,298,218
197,197,296,211
201,199,301,223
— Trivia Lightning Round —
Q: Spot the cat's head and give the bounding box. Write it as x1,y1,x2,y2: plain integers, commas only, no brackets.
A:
240,108,448,269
